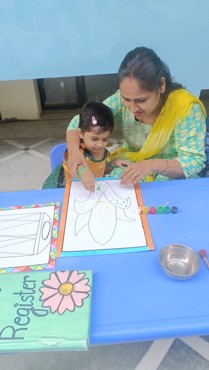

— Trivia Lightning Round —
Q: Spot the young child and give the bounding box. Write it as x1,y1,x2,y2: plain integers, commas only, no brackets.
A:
63,102,124,191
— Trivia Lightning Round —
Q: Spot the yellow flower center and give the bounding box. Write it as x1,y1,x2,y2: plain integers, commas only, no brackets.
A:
58,282,74,296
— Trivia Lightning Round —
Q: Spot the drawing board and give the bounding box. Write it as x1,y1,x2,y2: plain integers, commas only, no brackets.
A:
57,179,154,256
0,202,60,273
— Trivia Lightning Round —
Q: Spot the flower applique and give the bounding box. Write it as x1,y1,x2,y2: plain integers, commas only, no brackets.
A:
39,270,91,314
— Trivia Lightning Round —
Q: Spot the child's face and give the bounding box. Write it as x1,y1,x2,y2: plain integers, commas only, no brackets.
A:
78,128,111,156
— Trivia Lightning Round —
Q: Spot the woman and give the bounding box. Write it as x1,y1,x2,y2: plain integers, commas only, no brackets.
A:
66,47,207,185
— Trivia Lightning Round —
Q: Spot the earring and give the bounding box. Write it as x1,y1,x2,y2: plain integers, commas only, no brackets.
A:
80,141,86,149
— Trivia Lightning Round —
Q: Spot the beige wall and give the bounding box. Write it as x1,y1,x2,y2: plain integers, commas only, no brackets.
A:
0,80,41,120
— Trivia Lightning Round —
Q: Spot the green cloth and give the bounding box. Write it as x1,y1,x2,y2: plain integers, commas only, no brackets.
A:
42,164,66,189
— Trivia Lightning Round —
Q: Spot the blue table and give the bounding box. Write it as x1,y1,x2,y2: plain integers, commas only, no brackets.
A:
1,178,209,345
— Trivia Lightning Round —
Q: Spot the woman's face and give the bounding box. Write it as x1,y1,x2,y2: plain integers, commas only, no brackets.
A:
119,77,165,120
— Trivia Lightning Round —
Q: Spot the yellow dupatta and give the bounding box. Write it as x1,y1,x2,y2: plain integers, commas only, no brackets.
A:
109,89,206,181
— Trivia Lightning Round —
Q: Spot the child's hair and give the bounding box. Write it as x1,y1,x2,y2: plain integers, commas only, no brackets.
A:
78,102,114,133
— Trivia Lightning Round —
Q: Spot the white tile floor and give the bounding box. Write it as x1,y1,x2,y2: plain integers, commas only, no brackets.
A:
0,138,62,191
1,127,209,369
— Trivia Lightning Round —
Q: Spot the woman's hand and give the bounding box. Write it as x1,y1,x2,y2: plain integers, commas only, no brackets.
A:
120,160,154,185
120,158,185,184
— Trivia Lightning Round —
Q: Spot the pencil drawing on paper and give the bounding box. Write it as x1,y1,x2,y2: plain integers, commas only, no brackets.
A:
61,179,152,254
0,211,52,258
74,181,135,245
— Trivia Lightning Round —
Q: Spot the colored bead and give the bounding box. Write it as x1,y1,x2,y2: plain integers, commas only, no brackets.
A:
164,206,171,214
142,206,149,215
157,206,164,214
171,206,178,214
149,206,156,214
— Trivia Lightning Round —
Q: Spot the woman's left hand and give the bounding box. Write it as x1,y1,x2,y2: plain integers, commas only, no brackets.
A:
120,160,154,185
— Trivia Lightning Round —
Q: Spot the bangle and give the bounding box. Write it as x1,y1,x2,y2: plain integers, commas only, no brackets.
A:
160,160,169,175
77,166,88,177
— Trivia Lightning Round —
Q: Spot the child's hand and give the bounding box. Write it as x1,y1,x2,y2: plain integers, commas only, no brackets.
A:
67,148,87,178
81,170,95,192
113,159,129,168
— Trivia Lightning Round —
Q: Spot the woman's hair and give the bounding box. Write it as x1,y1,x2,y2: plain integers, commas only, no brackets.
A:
117,47,183,100
79,102,114,133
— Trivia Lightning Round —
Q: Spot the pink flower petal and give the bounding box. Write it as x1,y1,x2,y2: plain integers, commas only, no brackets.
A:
74,278,91,292
42,272,60,289
56,271,71,284
40,286,58,300
42,292,62,313
71,292,88,307
58,294,75,314
69,270,85,284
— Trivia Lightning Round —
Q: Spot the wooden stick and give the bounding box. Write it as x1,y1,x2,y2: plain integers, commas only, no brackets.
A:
203,256,209,269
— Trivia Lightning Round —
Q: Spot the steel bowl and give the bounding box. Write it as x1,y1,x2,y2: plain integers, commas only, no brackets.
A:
159,244,200,280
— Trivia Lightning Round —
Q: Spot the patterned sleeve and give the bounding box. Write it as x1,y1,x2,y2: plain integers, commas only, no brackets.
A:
66,112,80,131
102,90,124,121
173,103,206,178
205,116,209,165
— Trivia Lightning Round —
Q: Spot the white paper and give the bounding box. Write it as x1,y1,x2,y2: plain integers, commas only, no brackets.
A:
62,180,147,252
0,205,55,268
